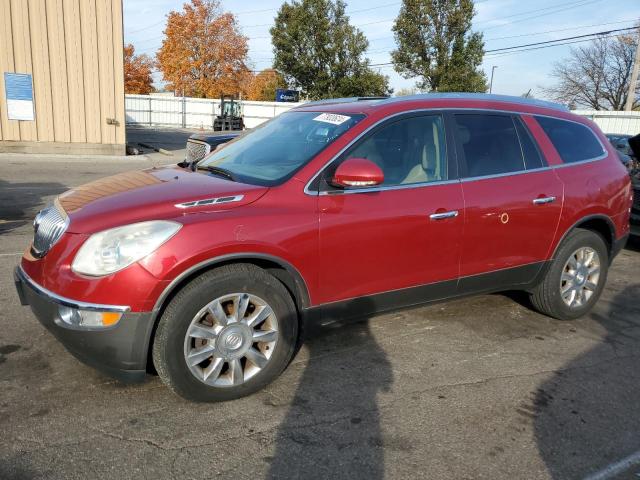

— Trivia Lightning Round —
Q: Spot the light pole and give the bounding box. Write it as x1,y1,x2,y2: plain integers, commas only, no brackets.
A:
625,26,640,111
489,66,498,94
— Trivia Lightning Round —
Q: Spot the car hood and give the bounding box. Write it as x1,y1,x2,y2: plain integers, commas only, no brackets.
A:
58,166,268,234
189,132,240,143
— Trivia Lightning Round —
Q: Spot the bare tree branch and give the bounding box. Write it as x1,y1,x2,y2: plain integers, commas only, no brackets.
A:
544,34,640,110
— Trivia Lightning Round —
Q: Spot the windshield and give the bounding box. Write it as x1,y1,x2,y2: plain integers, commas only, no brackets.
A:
198,111,365,186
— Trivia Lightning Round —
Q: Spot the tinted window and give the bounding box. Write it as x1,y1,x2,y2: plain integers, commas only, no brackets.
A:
326,114,447,188
535,116,605,164
514,117,545,170
199,111,364,186
454,114,525,177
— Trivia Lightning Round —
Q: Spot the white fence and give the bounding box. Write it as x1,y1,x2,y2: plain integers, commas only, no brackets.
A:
125,94,303,129
125,96,640,135
573,110,640,135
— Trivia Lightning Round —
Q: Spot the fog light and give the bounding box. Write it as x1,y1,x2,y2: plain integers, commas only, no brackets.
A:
58,306,122,329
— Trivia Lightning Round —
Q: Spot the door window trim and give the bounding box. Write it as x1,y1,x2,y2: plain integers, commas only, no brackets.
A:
305,109,458,196
303,108,609,195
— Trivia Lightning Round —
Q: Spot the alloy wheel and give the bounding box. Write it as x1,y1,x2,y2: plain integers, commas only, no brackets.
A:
183,293,279,387
559,247,601,309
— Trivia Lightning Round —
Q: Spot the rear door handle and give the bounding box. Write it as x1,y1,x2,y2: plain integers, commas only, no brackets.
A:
533,196,556,205
429,210,459,220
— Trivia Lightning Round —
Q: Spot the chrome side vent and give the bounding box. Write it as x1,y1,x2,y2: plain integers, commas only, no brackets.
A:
175,195,244,209
31,204,69,258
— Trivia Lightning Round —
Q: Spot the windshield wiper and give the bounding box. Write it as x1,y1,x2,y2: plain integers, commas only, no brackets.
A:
196,165,237,182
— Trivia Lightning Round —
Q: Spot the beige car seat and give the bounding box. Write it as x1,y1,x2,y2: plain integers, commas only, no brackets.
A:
402,121,443,184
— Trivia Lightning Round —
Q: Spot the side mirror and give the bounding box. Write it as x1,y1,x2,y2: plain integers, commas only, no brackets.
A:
332,157,384,188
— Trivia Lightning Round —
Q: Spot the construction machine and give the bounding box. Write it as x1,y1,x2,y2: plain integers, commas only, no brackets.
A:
213,95,244,131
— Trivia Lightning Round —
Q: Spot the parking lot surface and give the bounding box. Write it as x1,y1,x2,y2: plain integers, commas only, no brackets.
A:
1,151,639,480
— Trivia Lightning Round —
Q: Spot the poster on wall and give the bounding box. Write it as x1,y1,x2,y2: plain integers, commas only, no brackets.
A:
4,73,35,121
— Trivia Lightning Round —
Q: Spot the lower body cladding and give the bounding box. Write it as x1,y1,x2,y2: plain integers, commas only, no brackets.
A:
14,267,154,382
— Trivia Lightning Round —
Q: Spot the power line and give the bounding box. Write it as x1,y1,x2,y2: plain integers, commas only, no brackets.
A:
485,26,637,54
482,0,603,31
368,26,637,66
484,19,639,41
485,32,636,58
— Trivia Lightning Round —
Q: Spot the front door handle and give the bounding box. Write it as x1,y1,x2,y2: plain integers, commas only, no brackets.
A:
533,196,556,205
430,210,459,220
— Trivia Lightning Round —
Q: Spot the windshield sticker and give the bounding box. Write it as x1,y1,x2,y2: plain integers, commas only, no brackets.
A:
313,113,351,125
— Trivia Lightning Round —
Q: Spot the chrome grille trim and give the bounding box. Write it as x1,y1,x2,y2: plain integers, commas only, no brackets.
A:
31,204,69,258
174,195,244,209
185,139,211,164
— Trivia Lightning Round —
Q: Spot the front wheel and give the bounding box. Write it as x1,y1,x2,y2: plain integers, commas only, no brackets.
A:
530,228,609,320
152,264,299,402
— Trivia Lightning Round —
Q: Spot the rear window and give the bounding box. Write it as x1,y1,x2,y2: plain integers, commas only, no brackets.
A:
514,117,545,170
454,114,525,177
535,116,605,164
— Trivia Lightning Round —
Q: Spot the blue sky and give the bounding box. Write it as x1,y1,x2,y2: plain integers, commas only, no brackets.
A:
124,0,639,97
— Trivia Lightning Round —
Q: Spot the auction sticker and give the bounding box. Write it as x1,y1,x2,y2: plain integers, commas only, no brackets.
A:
313,113,351,125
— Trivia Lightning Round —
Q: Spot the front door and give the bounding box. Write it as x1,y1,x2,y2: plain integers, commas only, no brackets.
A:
452,112,563,289
314,113,464,308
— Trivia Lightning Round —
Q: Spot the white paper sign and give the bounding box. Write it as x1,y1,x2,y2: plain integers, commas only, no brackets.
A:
313,113,351,125
5,73,35,121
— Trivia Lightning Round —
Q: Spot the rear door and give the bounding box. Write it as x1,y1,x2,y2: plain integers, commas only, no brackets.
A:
314,112,464,306
453,112,563,290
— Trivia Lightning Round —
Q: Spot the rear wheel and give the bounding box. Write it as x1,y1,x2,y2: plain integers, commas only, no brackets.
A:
530,229,608,320
152,264,298,402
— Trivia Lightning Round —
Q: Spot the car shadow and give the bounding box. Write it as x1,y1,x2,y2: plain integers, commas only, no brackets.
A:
0,179,67,235
532,281,640,478
266,298,393,480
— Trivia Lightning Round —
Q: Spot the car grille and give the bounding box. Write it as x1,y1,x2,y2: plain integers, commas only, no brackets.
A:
31,204,69,258
185,139,210,164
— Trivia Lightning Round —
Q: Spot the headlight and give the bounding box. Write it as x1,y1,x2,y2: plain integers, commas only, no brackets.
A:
72,221,181,276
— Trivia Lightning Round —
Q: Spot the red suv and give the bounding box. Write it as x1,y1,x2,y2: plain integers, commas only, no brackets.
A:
14,94,632,402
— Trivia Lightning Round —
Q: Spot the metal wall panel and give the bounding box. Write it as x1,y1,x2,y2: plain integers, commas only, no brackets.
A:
0,0,125,153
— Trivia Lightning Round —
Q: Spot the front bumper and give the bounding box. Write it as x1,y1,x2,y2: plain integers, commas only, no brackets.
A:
14,267,154,382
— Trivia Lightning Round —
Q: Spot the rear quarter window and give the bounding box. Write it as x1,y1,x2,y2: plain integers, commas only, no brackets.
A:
535,116,605,164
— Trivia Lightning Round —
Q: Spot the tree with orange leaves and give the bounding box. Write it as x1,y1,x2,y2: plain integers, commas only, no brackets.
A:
156,0,250,98
124,44,155,94
246,69,287,101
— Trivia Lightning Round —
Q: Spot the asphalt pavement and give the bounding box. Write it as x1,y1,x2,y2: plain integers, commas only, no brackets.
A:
1,143,639,480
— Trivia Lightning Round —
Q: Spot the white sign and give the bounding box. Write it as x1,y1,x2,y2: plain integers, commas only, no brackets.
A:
313,113,351,125
5,73,35,121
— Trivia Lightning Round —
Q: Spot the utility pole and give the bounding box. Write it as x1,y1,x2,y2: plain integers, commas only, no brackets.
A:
489,66,498,94
625,26,640,111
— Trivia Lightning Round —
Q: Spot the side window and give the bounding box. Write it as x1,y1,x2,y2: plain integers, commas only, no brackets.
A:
514,116,546,170
534,116,605,164
454,114,525,178
325,114,448,188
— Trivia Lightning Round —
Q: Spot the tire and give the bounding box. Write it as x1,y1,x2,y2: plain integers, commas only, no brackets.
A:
530,228,609,320
152,264,299,402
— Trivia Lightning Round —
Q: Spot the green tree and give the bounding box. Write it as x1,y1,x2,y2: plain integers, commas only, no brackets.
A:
270,0,391,99
392,0,486,92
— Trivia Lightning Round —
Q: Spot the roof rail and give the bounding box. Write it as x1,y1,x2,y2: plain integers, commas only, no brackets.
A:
379,93,569,111
293,96,390,108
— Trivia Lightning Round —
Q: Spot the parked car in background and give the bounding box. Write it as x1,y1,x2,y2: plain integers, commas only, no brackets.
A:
181,131,240,167
606,133,638,169
15,93,632,402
